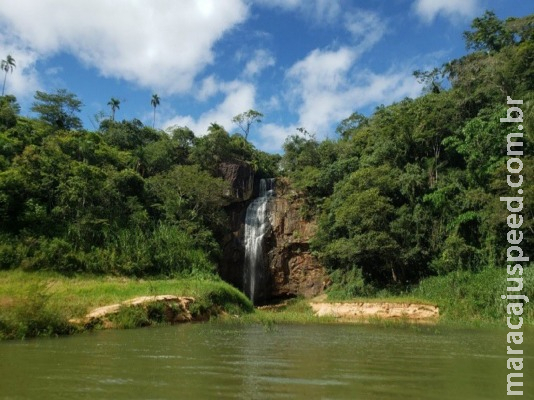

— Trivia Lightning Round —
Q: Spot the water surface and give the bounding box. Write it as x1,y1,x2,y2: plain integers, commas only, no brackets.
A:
1,323,531,399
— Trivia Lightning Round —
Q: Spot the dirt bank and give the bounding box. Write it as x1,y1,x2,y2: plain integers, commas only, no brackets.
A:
310,302,439,321
69,295,196,327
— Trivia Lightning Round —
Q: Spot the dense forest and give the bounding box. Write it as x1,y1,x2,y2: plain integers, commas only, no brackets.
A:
0,12,532,302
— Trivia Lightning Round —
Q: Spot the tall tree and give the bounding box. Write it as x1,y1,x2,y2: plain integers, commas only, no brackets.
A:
107,97,120,121
1,55,16,96
232,109,263,140
31,89,83,130
463,10,514,53
151,93,160,128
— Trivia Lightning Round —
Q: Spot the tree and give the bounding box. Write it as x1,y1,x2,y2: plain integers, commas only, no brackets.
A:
31,89,83,130
0,95,20,129
1,55,16,96
232,109,263,140
151,94,160,128
107,98,120,121
413,68,443,94
463,11,514,53
336,112,368,140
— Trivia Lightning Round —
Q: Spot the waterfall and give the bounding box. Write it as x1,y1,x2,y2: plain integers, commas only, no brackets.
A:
243,178,274,304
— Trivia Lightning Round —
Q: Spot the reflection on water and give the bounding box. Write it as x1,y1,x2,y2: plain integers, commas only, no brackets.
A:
1,323,532,399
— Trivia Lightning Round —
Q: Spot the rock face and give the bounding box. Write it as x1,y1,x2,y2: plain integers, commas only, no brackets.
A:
219,201,248,289
219,178,329,302
265,193,329,299
218,161,254,202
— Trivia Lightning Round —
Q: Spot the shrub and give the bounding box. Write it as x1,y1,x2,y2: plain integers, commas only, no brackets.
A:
413,267,534,323
0,283,75,339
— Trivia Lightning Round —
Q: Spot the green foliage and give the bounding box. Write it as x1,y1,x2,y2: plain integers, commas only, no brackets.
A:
108,305,152,329
327,267,374,299
301,11,534,296
414,268,534,323
0,271,254,339
0,95,19,130
0,103,270,280
463,11,515,52
0,282,75,339
107,97,120,121
0,11,532,321
100,118,160,151
147,164,229,235
232,109,263,140
1,55,16,96
31,89,83,130
151,93,160,128
281,133,319,173
191,284,254,318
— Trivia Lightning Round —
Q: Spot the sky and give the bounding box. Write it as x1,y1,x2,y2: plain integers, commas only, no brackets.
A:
0,0,532,153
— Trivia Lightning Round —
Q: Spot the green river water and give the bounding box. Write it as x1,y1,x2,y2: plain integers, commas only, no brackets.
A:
0,323,532,399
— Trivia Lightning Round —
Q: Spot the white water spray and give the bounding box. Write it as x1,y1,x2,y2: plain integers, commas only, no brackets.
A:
243,179,274,304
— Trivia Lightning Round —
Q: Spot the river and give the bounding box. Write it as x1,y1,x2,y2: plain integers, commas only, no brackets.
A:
0,323,531,399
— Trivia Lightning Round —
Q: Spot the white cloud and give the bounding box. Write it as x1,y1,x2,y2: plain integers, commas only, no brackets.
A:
243,49,275,78
0,43,41,102
0,0,248,96
344,10,387,54
162,80,255,135
196,75,221,101
253,62,424,153
413,0,479,23
255,123,297,153
266,45,422,150
287,47,355,96
253,0,341,23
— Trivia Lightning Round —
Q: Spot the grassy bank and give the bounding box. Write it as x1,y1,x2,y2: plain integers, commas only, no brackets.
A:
316,267,534,326
2,267,531,339
247,267,534,328
0,270,252,339
412,267,534,325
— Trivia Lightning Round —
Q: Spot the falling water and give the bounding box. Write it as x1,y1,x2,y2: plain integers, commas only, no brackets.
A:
243,178,274,304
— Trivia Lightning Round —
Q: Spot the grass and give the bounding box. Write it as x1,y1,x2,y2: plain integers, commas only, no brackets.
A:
0,270,252,339
318,296,437,306
411,267,534,326
2,266,530,339
241,298,337,325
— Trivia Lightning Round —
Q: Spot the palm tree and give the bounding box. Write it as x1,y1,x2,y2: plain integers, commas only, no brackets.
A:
1,55,16,96
107,97,120,121
151,93,160,128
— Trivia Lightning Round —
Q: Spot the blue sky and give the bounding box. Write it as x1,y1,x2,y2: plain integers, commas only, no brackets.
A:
0,0,531,152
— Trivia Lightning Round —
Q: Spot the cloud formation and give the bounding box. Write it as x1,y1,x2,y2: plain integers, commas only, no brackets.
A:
271,46,421,148
253,0,341,23
243,49,276,78
162,80,256,135
413,0,479,23
0,0,248,95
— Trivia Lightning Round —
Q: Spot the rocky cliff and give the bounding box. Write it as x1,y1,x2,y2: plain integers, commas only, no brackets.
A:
265,184,329,299
219,175,328,303
218,161,254,203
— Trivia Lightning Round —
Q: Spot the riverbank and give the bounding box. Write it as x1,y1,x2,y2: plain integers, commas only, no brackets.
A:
0,270,253,339
1,268,532,339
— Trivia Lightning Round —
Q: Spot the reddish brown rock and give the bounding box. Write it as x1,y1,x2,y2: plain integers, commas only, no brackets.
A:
265,191,329,299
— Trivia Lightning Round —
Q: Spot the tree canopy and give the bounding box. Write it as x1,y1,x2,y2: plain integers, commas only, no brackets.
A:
31,89,83,131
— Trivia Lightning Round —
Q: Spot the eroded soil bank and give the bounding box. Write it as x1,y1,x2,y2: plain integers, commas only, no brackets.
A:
310,302,439,321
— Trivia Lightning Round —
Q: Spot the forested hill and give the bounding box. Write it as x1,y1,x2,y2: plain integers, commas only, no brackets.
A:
281,11,533,296
0,105,280,275
0,12,532,298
